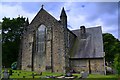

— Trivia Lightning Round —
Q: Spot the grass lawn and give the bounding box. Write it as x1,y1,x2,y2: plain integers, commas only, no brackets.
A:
1,69,120,79
1,69,64,78
88,74,118,78
87,74,120,80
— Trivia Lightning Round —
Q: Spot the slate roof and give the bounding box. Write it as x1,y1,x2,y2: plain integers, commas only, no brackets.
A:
70,26,104,58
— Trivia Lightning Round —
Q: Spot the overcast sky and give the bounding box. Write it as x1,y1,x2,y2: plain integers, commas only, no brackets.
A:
0,2,119,39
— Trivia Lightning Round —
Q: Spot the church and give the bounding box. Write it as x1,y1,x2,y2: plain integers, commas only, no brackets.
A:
18,6,106,74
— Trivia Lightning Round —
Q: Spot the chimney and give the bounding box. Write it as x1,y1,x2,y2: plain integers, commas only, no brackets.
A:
80,26,86,39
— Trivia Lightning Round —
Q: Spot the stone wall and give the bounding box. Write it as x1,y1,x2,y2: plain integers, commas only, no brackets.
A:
90,58,105,74
52,22,65,73
68,31,76,54
21,8,66,73
65,31,76,70
21,33,33,71
70,59,89,73
70,58,105,74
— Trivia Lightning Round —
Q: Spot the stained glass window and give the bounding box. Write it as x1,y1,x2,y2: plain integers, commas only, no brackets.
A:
36,25,47,55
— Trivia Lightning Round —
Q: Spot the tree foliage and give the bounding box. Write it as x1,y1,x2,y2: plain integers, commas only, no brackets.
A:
0,22,2,29
103,33,120,65
114,54,120,75
0,22,2,41
2,17,28,67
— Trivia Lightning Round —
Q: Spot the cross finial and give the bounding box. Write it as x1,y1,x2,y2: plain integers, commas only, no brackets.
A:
41,4,44,9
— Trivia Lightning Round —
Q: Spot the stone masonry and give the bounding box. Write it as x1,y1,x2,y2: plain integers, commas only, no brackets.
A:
18,7,106,74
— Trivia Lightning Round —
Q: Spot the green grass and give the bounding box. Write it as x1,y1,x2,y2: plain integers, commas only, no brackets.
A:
87,74,120,80
1,69,120,79
1,69,64,78
72,73,81,78
2,69,37,78
88,74,118,78
41,72,63,76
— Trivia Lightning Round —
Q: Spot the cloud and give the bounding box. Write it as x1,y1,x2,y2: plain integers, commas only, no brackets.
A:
0,2,118,39
61,2,118,38
96,2,118,14
0,2,36,22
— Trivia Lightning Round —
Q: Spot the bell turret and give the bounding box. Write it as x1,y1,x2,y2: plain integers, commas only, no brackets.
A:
60,7,67,28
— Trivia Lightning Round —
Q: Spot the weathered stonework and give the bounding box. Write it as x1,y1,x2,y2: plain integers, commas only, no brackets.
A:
18,7,106,74
70,58,105,74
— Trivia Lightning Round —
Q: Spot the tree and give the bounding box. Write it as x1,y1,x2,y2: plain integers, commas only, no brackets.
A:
0,22,1,78
0,22,1,29
0,22,2,41
103,33,120,65
2,16,29,67
114,54,120,75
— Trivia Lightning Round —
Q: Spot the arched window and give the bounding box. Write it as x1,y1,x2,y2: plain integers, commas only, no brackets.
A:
36,24,47,55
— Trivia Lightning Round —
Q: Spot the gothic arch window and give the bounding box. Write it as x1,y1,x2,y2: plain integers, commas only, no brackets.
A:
36,24,47,56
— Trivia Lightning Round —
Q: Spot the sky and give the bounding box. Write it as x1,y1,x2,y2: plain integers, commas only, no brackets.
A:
0,2,119,39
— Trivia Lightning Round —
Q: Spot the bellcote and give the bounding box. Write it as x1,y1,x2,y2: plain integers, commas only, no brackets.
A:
60,7,67,18
60,7,67,28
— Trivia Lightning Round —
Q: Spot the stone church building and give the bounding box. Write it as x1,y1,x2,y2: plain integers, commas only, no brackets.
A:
18,7,106,74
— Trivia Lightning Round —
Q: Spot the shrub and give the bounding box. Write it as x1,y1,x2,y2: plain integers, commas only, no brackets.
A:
11,62,17,70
